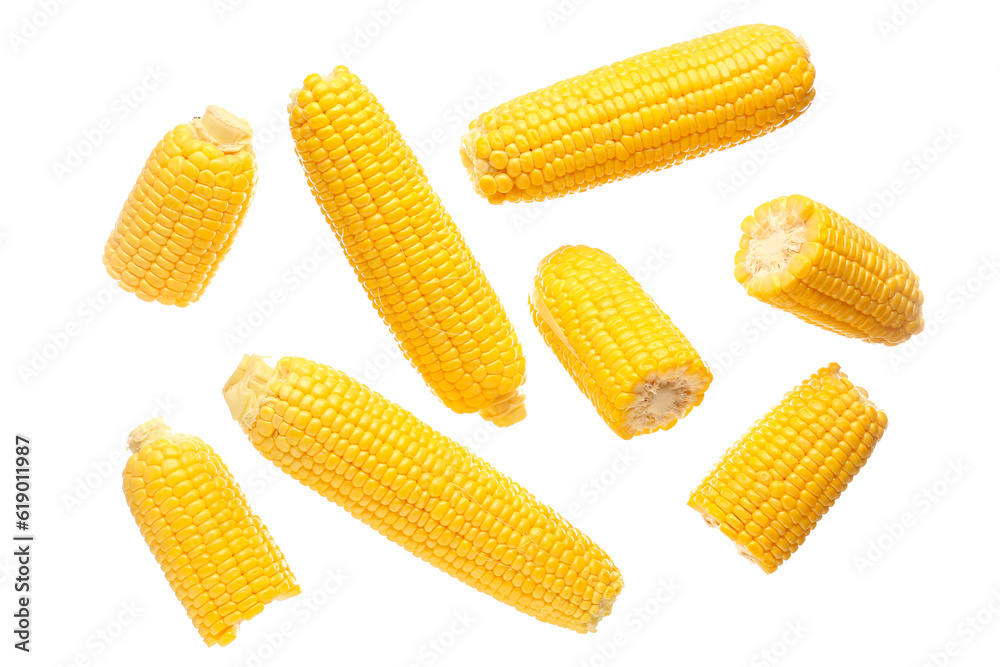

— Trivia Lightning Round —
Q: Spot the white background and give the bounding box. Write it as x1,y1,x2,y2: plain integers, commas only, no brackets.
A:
2,0,999,665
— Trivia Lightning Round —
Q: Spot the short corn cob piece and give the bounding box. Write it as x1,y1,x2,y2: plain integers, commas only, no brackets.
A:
735,195,924,345
123,417,298,646
531,246,712,439
289,68,526,426
461,25,815,203
103,106,256,306
689,363,887,573
224,355,622,632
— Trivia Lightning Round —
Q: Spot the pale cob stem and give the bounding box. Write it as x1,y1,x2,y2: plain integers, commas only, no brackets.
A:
460,24,815,203
224,354,623,632
530,246,712,439
688,363,888,573
123,417,299,646
735,195,924,345
288,67,526,425
191,106,253,153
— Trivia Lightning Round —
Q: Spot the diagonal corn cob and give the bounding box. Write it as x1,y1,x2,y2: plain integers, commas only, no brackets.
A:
689,363,887,573
461,25,815,203
123,417,298,646
289,67,526,426
223,355,623,632
531,246,712,439
104,106,256,306
735,195,924,345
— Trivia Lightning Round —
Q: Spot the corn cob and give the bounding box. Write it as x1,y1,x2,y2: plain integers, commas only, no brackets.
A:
531,246,711,439
123,417,298,646
289,68,526,426
461,24,815,203
224,354,622,632
689,363,887,573
735,195,924,345
104,106,256,306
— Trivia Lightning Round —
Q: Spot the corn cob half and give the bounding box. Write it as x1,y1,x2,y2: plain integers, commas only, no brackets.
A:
689,363,887,573
289,67,526,426
104,106,256,306
531,246,711,439
735,195,924,344
461,25,815,203
123,417,298,646
224,355,623,632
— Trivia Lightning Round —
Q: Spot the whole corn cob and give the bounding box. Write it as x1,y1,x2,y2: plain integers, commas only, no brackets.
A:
289,68,526,426
104,106,256,306
689,363,887,573
461,25,815,203
123,417,298,646
735,195,924,345
224,354,623,632
531,246,712,439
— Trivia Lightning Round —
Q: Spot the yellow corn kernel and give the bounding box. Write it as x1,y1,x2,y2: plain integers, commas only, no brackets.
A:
735,194,924,345
224,355,622,632
103,106,256,306
689,363,888,573
123,417,298,646
461,25,815,203
531,246,712,439
289,67,526,425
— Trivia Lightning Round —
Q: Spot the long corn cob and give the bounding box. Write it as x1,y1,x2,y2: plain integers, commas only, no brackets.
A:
123,417,298,646
224,355,623,632
689,363,887,573
104,106,256,306
531,246,711,439
735,195,924,345
461,25,815,203
289,68,526,426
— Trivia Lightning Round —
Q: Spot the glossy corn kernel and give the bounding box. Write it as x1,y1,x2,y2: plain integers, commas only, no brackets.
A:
123,417,298,646
103,106,256,306
531,246,712,439
461,25,815,203
735,195,924,345
224,355,623,632
289,67,526,426
689,363,887,573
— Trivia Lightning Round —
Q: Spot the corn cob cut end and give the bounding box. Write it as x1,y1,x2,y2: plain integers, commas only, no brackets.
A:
623,366,711,438
477,389,527,426
126,416,175,453
687,496,779,573
191,105,253,153
223,354,278,430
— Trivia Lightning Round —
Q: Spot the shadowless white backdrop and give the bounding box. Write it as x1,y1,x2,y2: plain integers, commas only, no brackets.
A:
2,0,999,664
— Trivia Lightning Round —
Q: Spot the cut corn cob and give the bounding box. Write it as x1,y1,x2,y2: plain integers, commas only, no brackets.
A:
104,106,256,306
461,24,815,203
123,417,298,646
531,246,711,439
289,67,526,426
735,195,924,345
689,363,887,573
224,354,623,632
